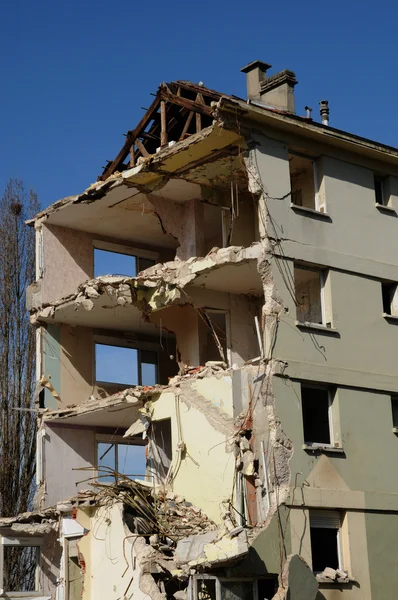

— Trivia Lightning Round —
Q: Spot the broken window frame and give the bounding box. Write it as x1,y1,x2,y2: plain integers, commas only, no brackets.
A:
0,536,43,598
309,510,343,574
93,240,158,278
96,433,148,482
301,384,335,448
190,575,262,600
94,336,159,388
294,264,332,327
289,151,324,213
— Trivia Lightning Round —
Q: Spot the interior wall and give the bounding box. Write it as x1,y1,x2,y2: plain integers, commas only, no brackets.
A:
41,223,175,305
150,305,201,367
150,386,235,523
42,224,93,305
43,424,95,508
60,325,93,407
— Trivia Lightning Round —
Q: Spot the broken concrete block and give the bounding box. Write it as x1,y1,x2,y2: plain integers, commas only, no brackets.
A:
321,567,337,580
81,298,94,311
241,450,255,476
239,436,251,452
85,286,100,298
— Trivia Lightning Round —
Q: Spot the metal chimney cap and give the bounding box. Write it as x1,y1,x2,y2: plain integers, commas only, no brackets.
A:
241,60,272,74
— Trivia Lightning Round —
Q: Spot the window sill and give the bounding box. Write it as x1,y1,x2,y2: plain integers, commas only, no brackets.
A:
375,202,397,215
383,312,398,322
302,443,344,454
290,203,331,220
295,321,339,335
316,574,354,585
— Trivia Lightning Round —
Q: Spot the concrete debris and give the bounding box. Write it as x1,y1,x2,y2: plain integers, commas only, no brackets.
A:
93,478,216,544
176,529,248,569
272,554,318,600
29,243,262,324
0,507,59,536
317,567,351,583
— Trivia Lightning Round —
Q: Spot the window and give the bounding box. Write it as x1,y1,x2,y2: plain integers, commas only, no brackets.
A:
374,174,390,207
295,265,331,326
289,153,323,212
381,281,398,316
301,385,333,446
391,396,398,431
0,536,42,596
191,576,277,600
93,242,156,278
95,343,158,387
97,435,147,482
310,511,342,573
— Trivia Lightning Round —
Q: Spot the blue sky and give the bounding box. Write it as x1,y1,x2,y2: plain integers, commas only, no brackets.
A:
1,0,397,210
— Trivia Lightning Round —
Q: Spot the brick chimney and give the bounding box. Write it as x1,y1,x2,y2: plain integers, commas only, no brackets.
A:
241,61,298,113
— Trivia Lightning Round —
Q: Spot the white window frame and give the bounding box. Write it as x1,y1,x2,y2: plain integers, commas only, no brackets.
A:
94,335,159,388
190,575,260,600
0,536,44,598
301,384,335,449
309,510,343,573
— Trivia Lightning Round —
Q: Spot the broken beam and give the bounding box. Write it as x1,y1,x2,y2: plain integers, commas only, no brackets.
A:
160,100,168,147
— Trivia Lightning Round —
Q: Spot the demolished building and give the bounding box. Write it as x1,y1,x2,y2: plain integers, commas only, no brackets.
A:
3,60,398,599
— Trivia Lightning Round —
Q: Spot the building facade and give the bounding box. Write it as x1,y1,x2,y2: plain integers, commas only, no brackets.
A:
1,60,398,600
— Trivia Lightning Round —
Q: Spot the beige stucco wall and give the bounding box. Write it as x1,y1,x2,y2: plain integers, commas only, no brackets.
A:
76,504,148,600
150,379,235,524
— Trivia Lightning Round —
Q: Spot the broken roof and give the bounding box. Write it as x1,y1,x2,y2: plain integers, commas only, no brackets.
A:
29,77,398,230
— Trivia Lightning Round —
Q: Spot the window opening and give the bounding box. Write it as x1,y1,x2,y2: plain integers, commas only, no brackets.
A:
310,511,342,573
382,282,398,316
97,438,146,483
202,310,228,363
94,248,137,277
147,418,172,483
94,247,156,278
301,385,333,445
374,175,389,207
295,266,328,325
0,537,42,595
391,396,398,430
95,343,158,387
289,153,322,211
192,577,261,600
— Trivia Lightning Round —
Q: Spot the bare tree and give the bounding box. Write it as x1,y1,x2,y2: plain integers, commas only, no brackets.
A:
0,179,39,590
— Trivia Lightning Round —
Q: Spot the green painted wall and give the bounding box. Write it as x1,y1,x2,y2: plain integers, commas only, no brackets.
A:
365,512,398,599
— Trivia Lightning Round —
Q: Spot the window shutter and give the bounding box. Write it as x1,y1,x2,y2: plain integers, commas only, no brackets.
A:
310,510,340,529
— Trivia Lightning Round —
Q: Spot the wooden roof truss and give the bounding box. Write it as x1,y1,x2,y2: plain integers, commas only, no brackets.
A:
99,81,223,181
